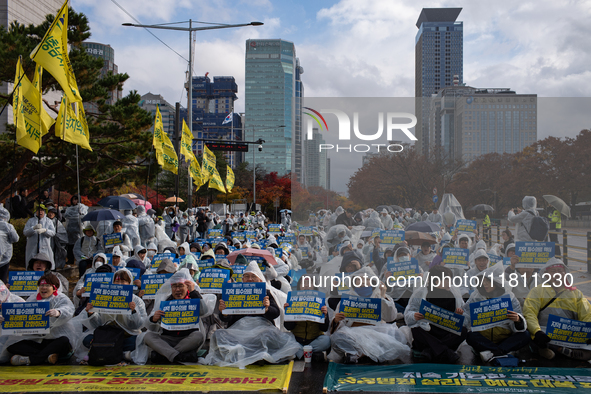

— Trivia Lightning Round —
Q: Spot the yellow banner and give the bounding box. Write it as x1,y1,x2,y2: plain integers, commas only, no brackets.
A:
0,363,293,392
209,166,226,193
181,120,196,163
152,106,164,159
189,159,203,187
13,57,43,154
55,96,92,151
29,0,82,103
201,144,216,182
32,65,55,136
226,165,235,192
160,130,178,174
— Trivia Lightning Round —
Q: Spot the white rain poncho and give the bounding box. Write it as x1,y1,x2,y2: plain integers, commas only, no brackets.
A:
178,214,189,243
73,225,100,264
328,207,344,229
129,244,151,268
325,225,353,250
438,193,465,220
507,196,538,242
380,210,394,230
23,215,56,267
137,206,156,247
122,211,140,247
328,267,410,363
0,206,18,268
64,203,88,245
155,221,176,252
178,255,200,282
0,280,25,340
73,253,109,308
363,211,384,229
380,246,423,302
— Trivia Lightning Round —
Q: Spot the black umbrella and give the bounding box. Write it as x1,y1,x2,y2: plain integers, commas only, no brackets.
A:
81,209,125,222
376,205,392,213
98,196,137,210
405,221,441,233
469,204,495,212
390,205,405,213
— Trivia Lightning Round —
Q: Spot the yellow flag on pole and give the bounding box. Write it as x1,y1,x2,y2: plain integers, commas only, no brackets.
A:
29,0,82,103
201,144,217,182
55,96,92,151
189,159,203,187
152,106,165,165
160,127,179,175
13,57,43,154
226,165,235,192
32,65,55,136
208,166,226,193
181,120,196,163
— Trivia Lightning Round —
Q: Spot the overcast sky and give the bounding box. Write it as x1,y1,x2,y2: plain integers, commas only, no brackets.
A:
74,0,591,192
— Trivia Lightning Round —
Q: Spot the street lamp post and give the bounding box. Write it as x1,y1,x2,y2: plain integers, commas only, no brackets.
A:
249,125,285,209
123,20,263,209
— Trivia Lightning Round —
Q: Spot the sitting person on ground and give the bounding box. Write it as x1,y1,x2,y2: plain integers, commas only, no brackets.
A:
414,241,436,272
73,253,108,308
26,252,69,295
504,252,539,308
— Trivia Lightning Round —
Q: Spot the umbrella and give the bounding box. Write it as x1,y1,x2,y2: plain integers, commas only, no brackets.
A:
165,196,184,203
390,205,405,213
405,221,441,233
132,199,152,210
279,209,292,213
81,208,125,222
120,193,146,200
376,205,392,213
405,231,437,246
543,195,571,218
147,209,157,216
98,196,137,210
469,204,495,212
226,248,277,266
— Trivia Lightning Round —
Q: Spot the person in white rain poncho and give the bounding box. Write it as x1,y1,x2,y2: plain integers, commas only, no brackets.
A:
380,209,393,230
64,196,87,265
137,205,156,247
0,205,18,283
327,266,411,364
325,224,353,253
4,273,81,365
23,205,56,269
0,280,25,357
73,253,110,309
46,207,68,269
79,268,147,362
73,224,101,277
164,207,177,239
363,210,384,230
129,245,151,269
379,245,422,314
178,212,190,244
122,209,140,248
206,261,300,368
404,265,467,364
507,196,539,242
102,221,132,257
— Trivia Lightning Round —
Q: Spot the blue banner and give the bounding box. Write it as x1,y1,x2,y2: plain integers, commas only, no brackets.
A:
208,229,223,238
278,235,296,246
245,255,267,272
515,242,555,268
546,314,591,349
339,294,381,324
503,257,512,266
8,271,43,296
221,282,266,315
487,253,503,265
288,268,307,289
159,298,200,331
442,248,470,270
299,245,310,260
386,258,420,279
456,219,477,234
298,226,316,236
419,299,465,335
141,273,173,300
244,231,257,241
469,296,513,331
1,301,50,335
268,224,282,234
196,258,215,270
89,283,134,315
285,290,326,323
83,272,114,297
198,268,231,294
151,253,178,271
232,232,246,242
103,233,123,247
231,265,246,282
380,230,405,245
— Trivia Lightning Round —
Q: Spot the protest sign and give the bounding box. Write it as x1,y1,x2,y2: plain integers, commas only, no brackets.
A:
89,283,133,315
288,269,307,289
208,229,223,238
268,224,282,234
196,258,215,270
419,299,465,335
232,232,246,242
339,294,381,324
159,299,200,331
151,253,177,271
140,273,173,300
246,255,267,272
244,231,257,241
198,268,231,294
83,272,114,297
8,271,43,296
221,282,266,315
299,246,310,260
231,265,247,282
380,230,405,245
442,248,470,270
469,296,513,331
298,226,316,236
546,314,591,349
1,301,50,335
503,257,512,266
456,219,477,234
487,253,503,265
386,258,421,279
515,242,555,268
103,233,123,247
284,290,326,323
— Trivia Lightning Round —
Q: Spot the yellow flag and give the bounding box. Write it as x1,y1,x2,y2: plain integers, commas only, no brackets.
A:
189,159,203,187
13,57,43,154
208,166,226,193
160,127,179,175
32,65,55,136
30,1,82,103
226,165,235,192
55,96,92,151
152,106,165,165
201,144,217,182
181,120,196,163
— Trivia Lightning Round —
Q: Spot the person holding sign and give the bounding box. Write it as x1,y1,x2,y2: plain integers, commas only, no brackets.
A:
466,249,492,292
380,245,421,314
504,252,538,308
26,252,70,296
6,273,79,365
81,268,147,363
464,263,529,363
144,269,214,363
524,258,591,360
0,205,19,284
73,253,109,308
405,266,467,364
102,221,132,257
414,242,436,272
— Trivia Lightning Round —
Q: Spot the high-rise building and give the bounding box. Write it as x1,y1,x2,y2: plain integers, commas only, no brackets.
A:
415,8,463,155
305,128,328,189
245,39,301,175
138,93,177,140
326,157,330,190
0,0,63,134
428,85,537,161
294,58,305,184
81,42,122,113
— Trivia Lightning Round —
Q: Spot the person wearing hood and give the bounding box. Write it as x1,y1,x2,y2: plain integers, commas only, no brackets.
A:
46,207,68,270
102,221,132,257
64,196,87,269
122,209,140,248
466,249,492,292
156,258,177,275
74,224,101,277
421,211,429,222
81,268,147,362
7,273,78,365
164,207,178,239
325,225,353,253
26,252,69,293
504,251,538,308
524,258,591,360
380,209,394,230
507,196,539,242
380,245,421,314
73,253,109,308
112,247,124,267
464,262,529,363
414,242,436,272
201,248,216,261
23,205,56,269
130,245,151,269
214,242,230,257
468,240,488,267
190,242,202,254
144,269,213,363
178,255,200,282
178,242,191,258
405,265,467,363
328,266,410,364
500,229,514,256
177,211,190,244
146,242,158,260
0,205,18,283
137,205,156,247
207,261,299,368
363,211,384,230
427,209,443,223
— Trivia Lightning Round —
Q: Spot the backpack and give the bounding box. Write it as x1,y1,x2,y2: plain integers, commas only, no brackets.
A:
525,210,549,241
88,325,126,365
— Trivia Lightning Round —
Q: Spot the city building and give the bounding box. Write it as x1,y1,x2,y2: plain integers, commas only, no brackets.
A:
245,39,302,176
326,157,331,190
81,42,122,114
139,93,177,140
428,85,537,161
305,128,328,189
415,7,463,156
0,0,63,134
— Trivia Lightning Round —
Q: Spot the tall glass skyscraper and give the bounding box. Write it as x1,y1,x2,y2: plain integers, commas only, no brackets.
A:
415,8,463,155
245,39,301,175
